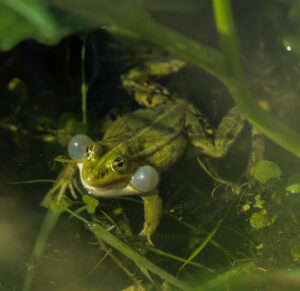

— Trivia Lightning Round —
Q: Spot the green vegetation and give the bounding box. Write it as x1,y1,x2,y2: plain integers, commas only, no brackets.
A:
2,0,300,290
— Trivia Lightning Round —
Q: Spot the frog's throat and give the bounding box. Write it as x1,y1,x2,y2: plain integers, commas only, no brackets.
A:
77,164,139,197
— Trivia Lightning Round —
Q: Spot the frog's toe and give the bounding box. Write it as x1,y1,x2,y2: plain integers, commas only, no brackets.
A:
139,225,154,246
69,179,79,199
48,163,79,204
56,182,68,204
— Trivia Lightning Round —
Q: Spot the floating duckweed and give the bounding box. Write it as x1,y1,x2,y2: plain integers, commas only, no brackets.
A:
242,204,251,212
82,195,99,214
256,243,264,250
286,173,300,194
291,245,300,261
254,194,264,209
250,210,268,229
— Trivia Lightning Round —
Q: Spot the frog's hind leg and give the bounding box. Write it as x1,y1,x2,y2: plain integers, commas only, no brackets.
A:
185,108,217,157
187,105,245,158
213,106,246,158
121,58,186,108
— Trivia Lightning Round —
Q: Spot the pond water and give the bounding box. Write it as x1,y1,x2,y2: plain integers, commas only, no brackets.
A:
1,1,300,290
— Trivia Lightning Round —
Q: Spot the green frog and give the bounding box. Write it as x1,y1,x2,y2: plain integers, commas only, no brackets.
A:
51,58,245,244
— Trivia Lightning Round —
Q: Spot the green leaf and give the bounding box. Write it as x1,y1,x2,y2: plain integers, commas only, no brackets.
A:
254,160,282,187
253,194,264,209
50,197,69,213
249,211,268,229
286,173,300,193
0,0,59,50
82,195,99,214
0,0,95,50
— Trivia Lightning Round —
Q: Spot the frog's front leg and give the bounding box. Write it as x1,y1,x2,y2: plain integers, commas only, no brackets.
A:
121,58,186,108
139,189,163,245
46,163,79,204
186,105,245,158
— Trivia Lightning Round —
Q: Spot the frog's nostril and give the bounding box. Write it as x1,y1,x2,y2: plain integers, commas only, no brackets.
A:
98,171,105,178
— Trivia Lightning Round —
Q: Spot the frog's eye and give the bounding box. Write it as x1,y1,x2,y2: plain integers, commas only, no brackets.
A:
130,165,159,192
111,156,127,173
68,134,93,161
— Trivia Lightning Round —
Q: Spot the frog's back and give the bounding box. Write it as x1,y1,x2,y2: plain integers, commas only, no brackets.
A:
103,103,188,172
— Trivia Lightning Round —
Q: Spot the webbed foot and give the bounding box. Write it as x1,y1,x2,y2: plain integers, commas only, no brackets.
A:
186,105,245,158
47,163,79,204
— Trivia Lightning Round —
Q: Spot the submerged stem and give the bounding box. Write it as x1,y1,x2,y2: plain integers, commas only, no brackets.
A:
64,208,194,291
22,209,61,291
213,0,300,157
81,34,88,125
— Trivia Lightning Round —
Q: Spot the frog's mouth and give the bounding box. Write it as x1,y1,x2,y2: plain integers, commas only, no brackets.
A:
77,164,139,197
90,177,131,188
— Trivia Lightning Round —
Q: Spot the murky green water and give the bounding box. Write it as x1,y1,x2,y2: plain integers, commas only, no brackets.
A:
2,1,300,290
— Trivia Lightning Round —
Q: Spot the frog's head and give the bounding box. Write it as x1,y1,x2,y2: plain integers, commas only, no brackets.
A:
67,135,159,197
78,141,160,197
81,142,136,189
